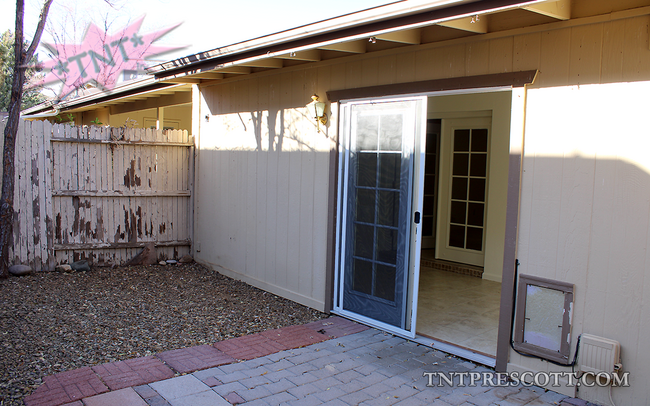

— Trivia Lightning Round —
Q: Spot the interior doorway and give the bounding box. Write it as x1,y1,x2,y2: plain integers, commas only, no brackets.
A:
414,92,511,359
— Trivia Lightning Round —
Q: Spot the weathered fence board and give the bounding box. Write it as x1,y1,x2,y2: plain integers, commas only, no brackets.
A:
9,120,193,271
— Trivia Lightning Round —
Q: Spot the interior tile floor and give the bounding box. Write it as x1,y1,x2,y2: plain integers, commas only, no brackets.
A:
416,265,501,357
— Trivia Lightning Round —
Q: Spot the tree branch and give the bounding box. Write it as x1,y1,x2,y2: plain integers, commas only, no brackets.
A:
25,0,54,62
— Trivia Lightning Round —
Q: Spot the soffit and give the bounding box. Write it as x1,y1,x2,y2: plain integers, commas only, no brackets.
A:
151,0,570,85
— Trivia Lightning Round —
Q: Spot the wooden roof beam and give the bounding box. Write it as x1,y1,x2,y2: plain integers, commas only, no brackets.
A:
277,49,321,61
163,78,202,84
319,40,366,54
438,15,488,34
523,0,570,20
215,66,252,74
375,28,421,44
239,58,284,68
191,72,225,79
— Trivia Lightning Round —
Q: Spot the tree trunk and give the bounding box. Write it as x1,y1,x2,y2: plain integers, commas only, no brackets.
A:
0,1,26,278
0,0,52,278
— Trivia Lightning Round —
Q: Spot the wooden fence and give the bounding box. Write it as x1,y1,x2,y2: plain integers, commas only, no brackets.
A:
7,119,193,271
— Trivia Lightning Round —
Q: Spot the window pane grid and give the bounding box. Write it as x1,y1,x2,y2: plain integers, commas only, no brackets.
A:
351,111,402,302
448,127,488,251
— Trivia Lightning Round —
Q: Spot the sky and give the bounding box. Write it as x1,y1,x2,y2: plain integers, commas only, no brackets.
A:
0,0,393,63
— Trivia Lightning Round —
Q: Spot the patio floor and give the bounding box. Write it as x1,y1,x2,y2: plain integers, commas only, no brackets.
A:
24,317,594,406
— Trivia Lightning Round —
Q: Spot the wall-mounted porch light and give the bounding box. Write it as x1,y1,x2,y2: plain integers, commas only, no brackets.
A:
306,94,327,126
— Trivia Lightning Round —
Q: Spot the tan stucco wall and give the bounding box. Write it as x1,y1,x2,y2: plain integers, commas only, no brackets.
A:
195,9,650,404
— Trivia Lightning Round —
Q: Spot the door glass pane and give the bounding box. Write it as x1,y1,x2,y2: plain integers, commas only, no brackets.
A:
467,202,485,226
375,264,396,301
469,178,486,201
454,129,470,151
449,225,465,248
379,114,403,151
451,177,468,200
379,153,401,189
453,153,469,176
450,201,467,224
353,259,372,294
423,196,435,216
354,224,374,259
470,154,487,177
357,115,379,150
466,227,483,251
376,227,398,264
356,189,376,224
357,153,377,187
471,129,488,152
378,190,399,227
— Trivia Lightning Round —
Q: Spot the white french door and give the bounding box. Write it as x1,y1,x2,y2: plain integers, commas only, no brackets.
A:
436,117,491,267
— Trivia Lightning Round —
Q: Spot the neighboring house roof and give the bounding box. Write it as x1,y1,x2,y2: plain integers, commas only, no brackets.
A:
22,77,192,117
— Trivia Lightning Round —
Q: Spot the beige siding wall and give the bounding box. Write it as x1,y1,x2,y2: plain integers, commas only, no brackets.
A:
512,81,650,406
196,13,650,402
194,73,334,311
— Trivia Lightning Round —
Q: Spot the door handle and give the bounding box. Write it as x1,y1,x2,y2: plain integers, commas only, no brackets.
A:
414,211,421,224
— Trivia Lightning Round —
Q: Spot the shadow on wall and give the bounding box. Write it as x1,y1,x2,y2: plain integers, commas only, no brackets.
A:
202,83,328,153
251,110,285,152
516,153,650,406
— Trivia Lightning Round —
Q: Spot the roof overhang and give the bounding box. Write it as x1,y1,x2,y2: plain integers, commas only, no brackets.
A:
149,0,568,82
23,77,192,117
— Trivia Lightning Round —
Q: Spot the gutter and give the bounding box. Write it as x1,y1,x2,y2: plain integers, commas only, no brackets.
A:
22,109,60,119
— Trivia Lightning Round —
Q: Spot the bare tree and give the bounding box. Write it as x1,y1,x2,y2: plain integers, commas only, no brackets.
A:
1,0,53,278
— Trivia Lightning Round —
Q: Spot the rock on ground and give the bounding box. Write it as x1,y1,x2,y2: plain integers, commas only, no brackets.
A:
9,265,32,276
124,242,158,266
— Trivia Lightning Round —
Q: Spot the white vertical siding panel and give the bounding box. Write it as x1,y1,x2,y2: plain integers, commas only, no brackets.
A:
284,124,302,293
569,24,603,85
465,40,490,77
621,16,650,82
414,48,437,81
361,58,379,87
601,20,625,84
488,37,513,73
345,60,363,89
298,149,315,297
394,50,415,83
536,28,571,88
513,32,541,73
376,54,396,85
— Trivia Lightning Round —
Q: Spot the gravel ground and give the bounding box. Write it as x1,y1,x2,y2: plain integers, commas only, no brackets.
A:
0,263,327,405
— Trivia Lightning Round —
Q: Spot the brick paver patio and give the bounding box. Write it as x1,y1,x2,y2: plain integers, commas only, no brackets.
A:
23,317,594,406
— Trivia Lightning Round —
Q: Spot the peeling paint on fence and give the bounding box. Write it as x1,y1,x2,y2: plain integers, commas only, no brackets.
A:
9,120,193,270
